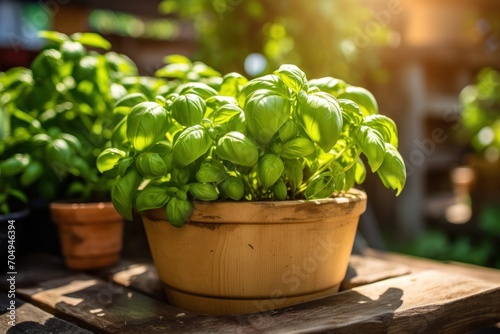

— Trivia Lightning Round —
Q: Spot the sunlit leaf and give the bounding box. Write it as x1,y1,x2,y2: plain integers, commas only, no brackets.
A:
297,92,342,152
355,125,385,172
376,143,406,195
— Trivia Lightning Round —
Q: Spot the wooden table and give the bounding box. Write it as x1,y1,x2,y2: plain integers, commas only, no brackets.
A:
1,249,499,333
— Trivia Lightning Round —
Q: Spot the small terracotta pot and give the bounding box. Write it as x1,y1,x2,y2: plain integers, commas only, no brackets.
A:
50,201,123,270
141,189,367,314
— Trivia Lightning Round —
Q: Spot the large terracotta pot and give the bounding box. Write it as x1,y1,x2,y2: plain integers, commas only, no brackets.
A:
141,189,367,315
50,202,123,270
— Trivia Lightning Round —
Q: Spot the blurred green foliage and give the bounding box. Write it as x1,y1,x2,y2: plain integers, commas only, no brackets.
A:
403,218,500,269
159,0,390,82
89,9,180,41
459,68,500,161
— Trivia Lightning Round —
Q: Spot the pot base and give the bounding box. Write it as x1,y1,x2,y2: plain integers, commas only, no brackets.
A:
164,283,341,315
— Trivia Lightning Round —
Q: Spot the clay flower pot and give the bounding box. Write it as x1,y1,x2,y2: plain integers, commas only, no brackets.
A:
50,201,123,270
141,189,367,314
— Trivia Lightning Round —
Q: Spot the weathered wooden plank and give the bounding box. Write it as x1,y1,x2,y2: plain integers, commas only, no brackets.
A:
364,249,500,283
0,254,69,292
341,255,410,290
0,295,93,334
16,273,217,334
94,259,166,301
16,269,500,333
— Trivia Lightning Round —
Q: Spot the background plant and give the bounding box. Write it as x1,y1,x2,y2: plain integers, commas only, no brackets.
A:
0,31,157,210
158,0,390,82
459,67,500,162
99,62,406,226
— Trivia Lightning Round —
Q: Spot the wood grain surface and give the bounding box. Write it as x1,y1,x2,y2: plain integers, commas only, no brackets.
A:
14,266,500,333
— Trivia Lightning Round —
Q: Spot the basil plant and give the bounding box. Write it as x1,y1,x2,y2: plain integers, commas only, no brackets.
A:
98,63,406,226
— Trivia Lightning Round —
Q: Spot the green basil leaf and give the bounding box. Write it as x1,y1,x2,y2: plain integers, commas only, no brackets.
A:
205,95,238,110
60,41,85,61
304,172,344,199
238,74,290,106
46,139,72,165
172,125,212,167
111,117,128,148
213,104,243,125
338,86,378,116
136,185,170,212
196,161,227,184
155,63,191,79
308,77,347,96
111,167,142,221
297,92,343,152
32,49,62,79
72,55,98,82
355,125,385,172
189,182,219,201
339,98,363,125
220,175,244,200
219,72,248,97
177,82,218,100
227,112,247,134
272,181,288,200
149,142,172,155
258,154,285,188
127,102,169,152
70,32,111,50
0,154,30,177
8,188,28,203
216,131,259,167
60,134,81,152
363,114,399,148
281,137,315,159
105,52,138,75
172,93,206,127
274,64,307,93
97,148,126,173
354,158,366,184
166,197,193,227
279,120,299,142
31,134,52,146
20,161,44,186
376,143,406,196
38,30,69,43
192,61,221,77
343,166,355,192
135,152,168,178
244,92,291,144
171,167,192,186
117,157,135,176
284,159,304,192
163,54,192,65
114,93,148,115
12,108,42,131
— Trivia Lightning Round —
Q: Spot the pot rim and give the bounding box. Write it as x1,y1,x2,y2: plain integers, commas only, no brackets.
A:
49,201,115,211
142,188,367,224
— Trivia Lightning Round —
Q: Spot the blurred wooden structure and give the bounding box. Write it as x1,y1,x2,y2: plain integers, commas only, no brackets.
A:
363,0,500,239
